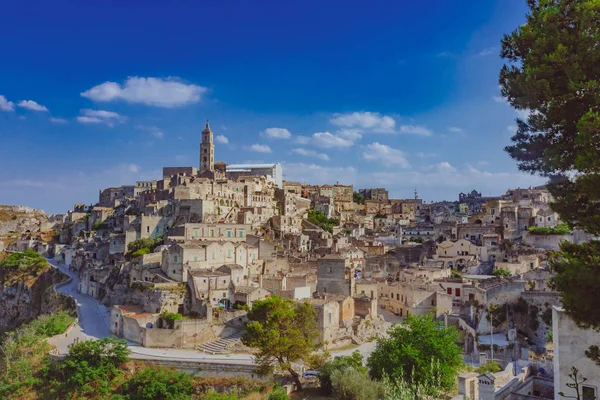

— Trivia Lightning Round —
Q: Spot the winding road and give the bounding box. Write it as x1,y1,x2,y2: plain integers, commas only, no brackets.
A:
46,259,399,365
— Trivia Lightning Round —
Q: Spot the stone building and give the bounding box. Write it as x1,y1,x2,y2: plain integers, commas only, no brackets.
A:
316,254,355,296
359,188,389,201
199,121,215,174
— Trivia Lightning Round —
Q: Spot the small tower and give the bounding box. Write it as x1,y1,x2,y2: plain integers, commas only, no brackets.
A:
199,120,214,173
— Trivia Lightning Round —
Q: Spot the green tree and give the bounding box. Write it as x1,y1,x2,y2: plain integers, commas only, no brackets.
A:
492,268,511,277
475,361,502,374
318,351,366,395
241,295,320,391
267,385,291,400
1,249,46,272
330,366,385,400
353,191,365,205
500,0,600,329
367,313,463,393
124,366,193,400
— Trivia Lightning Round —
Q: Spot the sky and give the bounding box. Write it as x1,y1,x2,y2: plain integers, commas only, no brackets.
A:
0,0,546,214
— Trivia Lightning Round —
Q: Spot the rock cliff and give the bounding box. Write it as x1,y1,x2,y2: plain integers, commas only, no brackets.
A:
0,260,75,333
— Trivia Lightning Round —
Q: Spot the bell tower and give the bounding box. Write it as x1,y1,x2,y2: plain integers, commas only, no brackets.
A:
200,120,214,173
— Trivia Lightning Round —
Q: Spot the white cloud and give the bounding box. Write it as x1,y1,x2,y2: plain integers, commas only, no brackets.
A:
81,76,207,108
151,130,164,139
18,100,48,112
478,47,497,57
49,117,68,124
127,164,140,173
399,125,433,136
294,136,311,145
493,96,506,103
292,148,329,161
507,125,517,133
0,95,15,111
448,126,464,133
312,132,354,148
417,152,438,158
82,109,121,119
282,162,357,185
362,142,410,168
248,144,272,153
77,116,103,124
436,51,456,58
330,112,395,133
337,128,362,141
433,161,457,173
262,127,292,139
215,135,229,144
78,109,124,126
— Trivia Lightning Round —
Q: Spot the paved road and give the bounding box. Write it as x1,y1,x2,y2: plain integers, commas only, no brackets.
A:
47,259,398,364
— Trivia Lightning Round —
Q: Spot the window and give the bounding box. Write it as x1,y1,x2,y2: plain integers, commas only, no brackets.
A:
146,226,150,233
212,252,215,260
530,262,534,270
193,256,198,262
173,256,178,262
223,280,226,284
328,313,332,324
227,231,232,237
447,288,452,295
431,299,435,305
455,288,461,297
201,294,205,298
172,269,175,274
397,294,399,301
194,231,199,237
210,230,214,237
222,292,226,297
548,216,551,222
327,265,332,274
582,386,596,400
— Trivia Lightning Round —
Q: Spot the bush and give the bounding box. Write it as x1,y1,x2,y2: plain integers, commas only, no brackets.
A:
92,220,109,230
132,247,151,257
267,385,290,400
475,361,502,374
33,311,75,337
528,222,572,235
318,351,365,394
1,249,46,272
492,268,511,277
161,312,183,328
128,236,164,254
307,210,340,233
124,366,193,400
331,366,385,400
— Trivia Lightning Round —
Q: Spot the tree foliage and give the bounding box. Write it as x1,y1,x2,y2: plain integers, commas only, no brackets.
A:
127,236,164,256
367,313,463,393
307,210,340,233
331,366,385,400
528,222,573,235
492,268,512,277
124,366,193,400
241,295,320,391
550,241,600,329
353,191,365,205
0,250,46,272
500,0,600,329
318,351,366,395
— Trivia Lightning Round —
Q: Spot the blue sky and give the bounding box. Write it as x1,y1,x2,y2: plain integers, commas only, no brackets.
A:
0,1,545,214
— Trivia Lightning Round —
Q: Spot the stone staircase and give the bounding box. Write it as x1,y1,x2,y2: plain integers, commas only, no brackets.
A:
197,331,243,355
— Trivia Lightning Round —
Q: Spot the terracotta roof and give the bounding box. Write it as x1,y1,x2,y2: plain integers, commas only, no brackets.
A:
235,285,261,294
129,313,153,320
115,305,144,314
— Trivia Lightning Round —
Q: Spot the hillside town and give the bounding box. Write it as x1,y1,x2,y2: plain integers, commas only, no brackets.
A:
2,121,598,399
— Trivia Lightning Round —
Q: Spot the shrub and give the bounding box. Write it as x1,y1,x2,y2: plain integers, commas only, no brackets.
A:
528,222,572,235
124,366,193,400
331,366,384,400
307,210,340,233
475,361,502,374
492,268,511,277
132,247,151,257
266,385,290,400
1,249,46,272
161,312,183,328
33,311,76,337
128,236,164,254
92,221,109,230
318,351,365,394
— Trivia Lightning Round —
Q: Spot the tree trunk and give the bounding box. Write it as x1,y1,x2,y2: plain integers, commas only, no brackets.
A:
288,367,303,391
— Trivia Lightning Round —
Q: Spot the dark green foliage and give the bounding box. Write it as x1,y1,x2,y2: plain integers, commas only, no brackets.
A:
500,0,600,330
0,249,46,272
492,268,511,277
353,191,365,205
486,303,507,325
367,313,463,393
123,366,193,400
92,220,109,230
528,222,573,235
266,385,291,400
127,236,164,255
541,308,553,327
550,241,600,329
410,237,424,243
46,337,130,396
318,351,365,395
585,345,600,366
242,295,319,391
307,210,340,233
